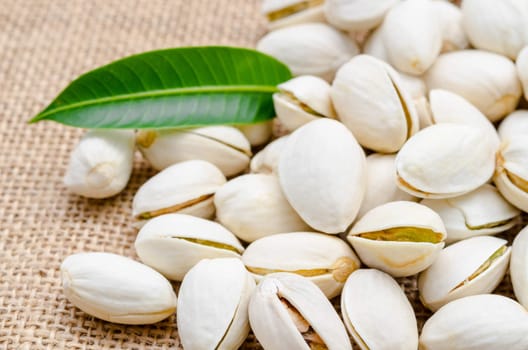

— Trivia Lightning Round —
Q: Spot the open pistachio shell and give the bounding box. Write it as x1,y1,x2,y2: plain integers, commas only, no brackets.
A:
331,55,419,153
323,0,398,32
249,272,352,350
132,160,226,221
348,201,446,277
419,294,528,350
396,124,495,199
134,214,244,281
421,184,520,243
214,174,310,242
425,50,522,122
243,232,360,298
278,119,366,233
177,258,255,350
274,75,336,132
418,236,511,311
432,0,468,53
257,23,359,81
511,225,528,309
341,269,418,350
262,0,326,30
518,47,528,100
136,126,251,177
250,136,289,175
495,135,528,212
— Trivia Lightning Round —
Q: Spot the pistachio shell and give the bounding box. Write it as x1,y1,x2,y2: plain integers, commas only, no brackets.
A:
64,130,135,199
462,0,528,60
396,124,496,199
132,160,226,221
511,225,528,309
498,110,528,140
262,0,326,30
257,23,359,81
363,26,388,62
421,184,520,243
323,0,398,32
357,154,416,219
331,55,419,153
278,119,366,233
348,201,446,277
61,252,177,325
418,236,511,311
243,232,360,298
381,0,442,75
419,294,528,350
236,121,273,147
425,50,522,122
341,269,418,350
214,174,311,242
518,47,528,100
177,258,255,350
398,71,427,100
432,0,468,52
134,214,243,280
249,272,352,350
250,136,289,175
136,126,251,177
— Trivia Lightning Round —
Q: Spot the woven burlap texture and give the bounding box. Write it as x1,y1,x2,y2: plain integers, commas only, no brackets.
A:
0,1,520,349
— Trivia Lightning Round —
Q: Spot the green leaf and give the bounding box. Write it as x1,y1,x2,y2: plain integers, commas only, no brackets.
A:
30,46,292,129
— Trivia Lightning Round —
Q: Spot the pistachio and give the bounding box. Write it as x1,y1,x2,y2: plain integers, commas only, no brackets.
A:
134,213,243,281
323,0,398,32
348,201,446,277
64,130,135,199
136,126,251,177
418,236,511,311
425,50,522,122
262,0,326,30
363,25,388,62
398,71,427,100
331,55,419,153
341,269,418,350
249,273,352,350
419,294,528,350
60,252,177,325
396,124,496,199
511,225,528,309
132,160,226,222
432,0,468,53
257,23,359,81
517,46,528,100
236,121,273,147
421,184,520,243
242,232,360,298
177,258,255,350
250,136,288,175
278,119,366,233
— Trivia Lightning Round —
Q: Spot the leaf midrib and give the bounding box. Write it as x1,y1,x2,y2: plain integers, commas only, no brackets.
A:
32,84,279,122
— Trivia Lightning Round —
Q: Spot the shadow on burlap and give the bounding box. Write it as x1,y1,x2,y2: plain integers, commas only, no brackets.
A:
0,1,519,349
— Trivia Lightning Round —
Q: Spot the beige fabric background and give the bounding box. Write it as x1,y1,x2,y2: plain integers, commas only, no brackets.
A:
0,1,518,349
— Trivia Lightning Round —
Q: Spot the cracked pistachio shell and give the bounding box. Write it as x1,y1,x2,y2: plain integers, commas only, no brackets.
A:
262,0,326,30
136,126,251,177
323,0,398,32
237,121,273,147
418,236,511,311
341,269,418,350
177,258,255,350
396,124,495,199
61,252,177,325
134,213,243,281
331,55,419,153
250,136,288,175
274,75,336,132
242,232,360,298
432,0,468,53
462,0,528,60
278,119,366,233
132,160,226,221
214,174,310,243
249,272,352,350
425,50,522,122
518,47,528,100
381,0,442,75
419,294,528,350
357,154,416,219
257,23,359,81
511,226,528,309
348,201,446,277
64,130,135,199
421,184,520,243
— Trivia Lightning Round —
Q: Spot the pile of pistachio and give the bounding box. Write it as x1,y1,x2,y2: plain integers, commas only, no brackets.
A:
59,0,528,349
